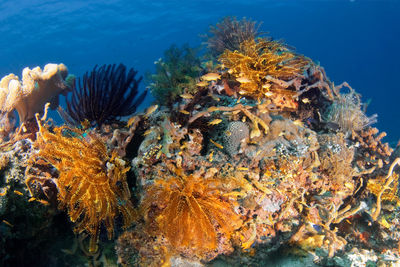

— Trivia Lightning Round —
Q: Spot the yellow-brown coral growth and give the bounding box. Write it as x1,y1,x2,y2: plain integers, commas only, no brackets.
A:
142,166,242,257
28,117,136,253
219,38,309,99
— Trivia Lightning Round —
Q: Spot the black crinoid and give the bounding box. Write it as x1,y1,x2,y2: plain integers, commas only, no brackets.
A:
64,64,147,127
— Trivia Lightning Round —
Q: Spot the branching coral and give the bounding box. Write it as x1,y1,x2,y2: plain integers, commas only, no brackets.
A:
65,64,146,127
147,44,202,106
0,63,74,124
204,16,264,56
141,164,242,258
219,38,310,100
26,114,136,253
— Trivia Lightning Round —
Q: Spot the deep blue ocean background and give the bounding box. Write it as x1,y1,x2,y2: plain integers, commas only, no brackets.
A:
1,0,399,143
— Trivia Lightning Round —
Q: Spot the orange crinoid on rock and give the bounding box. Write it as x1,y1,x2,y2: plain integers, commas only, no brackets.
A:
27,116,136,253
141,165,242,258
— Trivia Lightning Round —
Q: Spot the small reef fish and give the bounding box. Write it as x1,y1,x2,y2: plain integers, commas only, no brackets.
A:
143,129,153,136
237,167,249,171
207,106,219,112
264,91,274,97
208,150,214,162
27,197,49,205
180,93,194,99
293,119,304,127
127,116,138,127
207,93,220,101
13,190,23,196
262,83,271,90
2,220,13,227
236,77,251,83
208,119,222,125
201,73,221,81
196,81,209,87
145,105,158,117
301,98,311,104
179,110,190,115
37,199,50,206
209,139,223,149
380,217,391,229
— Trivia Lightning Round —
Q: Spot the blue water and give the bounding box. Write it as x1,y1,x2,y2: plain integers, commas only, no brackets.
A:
1,0,399,142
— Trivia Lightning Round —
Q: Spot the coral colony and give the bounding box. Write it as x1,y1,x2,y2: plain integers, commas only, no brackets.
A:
1,17,400,266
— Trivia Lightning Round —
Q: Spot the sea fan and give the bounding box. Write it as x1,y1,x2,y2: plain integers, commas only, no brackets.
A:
142,168,242,257
65,64,147,127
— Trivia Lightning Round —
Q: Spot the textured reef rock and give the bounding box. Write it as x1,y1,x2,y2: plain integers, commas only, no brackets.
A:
1,17,400,267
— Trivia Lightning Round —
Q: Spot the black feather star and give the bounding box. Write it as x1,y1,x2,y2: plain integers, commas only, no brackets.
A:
65,64,147,127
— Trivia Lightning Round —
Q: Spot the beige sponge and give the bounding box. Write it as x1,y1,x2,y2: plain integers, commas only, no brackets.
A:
0,63,74,123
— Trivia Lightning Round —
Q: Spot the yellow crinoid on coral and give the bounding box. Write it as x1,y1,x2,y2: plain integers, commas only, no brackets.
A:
141,165,242,258
219,38,309,100
27,115,136,253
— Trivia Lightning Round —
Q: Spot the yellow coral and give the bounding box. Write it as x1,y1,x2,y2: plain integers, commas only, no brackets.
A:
141,166,242,257
219,38,309,100
27,117,136,253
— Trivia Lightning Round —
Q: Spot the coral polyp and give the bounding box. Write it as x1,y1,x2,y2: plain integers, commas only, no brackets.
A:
26,114,136,253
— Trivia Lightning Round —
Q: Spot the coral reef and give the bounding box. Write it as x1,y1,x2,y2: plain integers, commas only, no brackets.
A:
1,17,400,267
0,63,74,125
65,64,146,127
